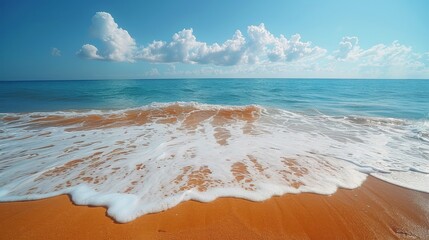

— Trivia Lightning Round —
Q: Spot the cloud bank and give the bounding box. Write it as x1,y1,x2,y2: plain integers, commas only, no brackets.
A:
79,12,325,65
137,29,247,66
78,12,428,78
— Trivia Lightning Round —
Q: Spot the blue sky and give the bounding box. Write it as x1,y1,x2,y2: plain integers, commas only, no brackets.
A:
1,0,428,80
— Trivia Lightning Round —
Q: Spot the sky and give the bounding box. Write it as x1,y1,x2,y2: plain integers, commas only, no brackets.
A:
0,0,428,80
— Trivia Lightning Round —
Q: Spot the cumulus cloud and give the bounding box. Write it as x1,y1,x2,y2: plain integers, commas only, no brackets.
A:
51,47,61,57
79,12,324,65
334,36,359,60
247,24,326,63
334,37,425,69
78,12,136,62
77,12,428,77
136,23,325,65
77,44,103,60
359,41,418,67
330,37,429,77
136,29,246,66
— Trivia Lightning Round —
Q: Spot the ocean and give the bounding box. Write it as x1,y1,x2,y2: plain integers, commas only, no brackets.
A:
1,79,428,119
0,79,428,223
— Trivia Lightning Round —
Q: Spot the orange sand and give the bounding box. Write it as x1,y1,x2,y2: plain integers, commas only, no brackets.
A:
23,104,260,132
0,176,428,239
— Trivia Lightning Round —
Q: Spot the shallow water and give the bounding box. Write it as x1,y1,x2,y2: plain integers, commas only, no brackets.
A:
0,79,428,222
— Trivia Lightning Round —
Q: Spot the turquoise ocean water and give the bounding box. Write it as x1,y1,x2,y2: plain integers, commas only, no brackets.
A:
1,79,428,119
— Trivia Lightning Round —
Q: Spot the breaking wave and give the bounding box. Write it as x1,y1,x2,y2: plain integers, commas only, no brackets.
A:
0,102,428,222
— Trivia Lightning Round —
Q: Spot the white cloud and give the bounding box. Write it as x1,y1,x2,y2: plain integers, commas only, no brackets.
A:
359,41,420,67
136,28,246,66
79,12,324,66
326,37,429,78
247,24,326,63
78,12,136,62
334,37,421,67
77,44,103,60
331,37,427,77
245,23,276,63
334,36,359,60
194,30,247,65
136,23,325,65
77,12,429,78
51,47,61,57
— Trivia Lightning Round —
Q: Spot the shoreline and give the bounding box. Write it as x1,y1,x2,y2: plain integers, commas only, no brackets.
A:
0,176,428,239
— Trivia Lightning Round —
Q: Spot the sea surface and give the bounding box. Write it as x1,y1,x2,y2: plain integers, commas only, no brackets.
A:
0,79,428,222
1,79,429,118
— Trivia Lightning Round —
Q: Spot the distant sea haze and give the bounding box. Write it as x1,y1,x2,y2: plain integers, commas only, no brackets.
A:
0,79,428,222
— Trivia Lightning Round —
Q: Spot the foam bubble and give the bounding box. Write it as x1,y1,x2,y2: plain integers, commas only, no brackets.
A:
0,102,427,222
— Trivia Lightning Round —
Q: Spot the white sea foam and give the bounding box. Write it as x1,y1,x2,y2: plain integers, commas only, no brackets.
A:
0,102,428,222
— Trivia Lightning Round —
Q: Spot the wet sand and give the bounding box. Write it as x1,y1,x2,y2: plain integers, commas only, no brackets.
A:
0,176,428,240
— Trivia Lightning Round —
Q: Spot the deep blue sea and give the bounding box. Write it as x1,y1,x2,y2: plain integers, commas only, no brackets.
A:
1,79,428,119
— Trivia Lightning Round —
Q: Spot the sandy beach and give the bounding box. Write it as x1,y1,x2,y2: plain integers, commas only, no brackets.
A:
2,0,429,239
0,176,428,239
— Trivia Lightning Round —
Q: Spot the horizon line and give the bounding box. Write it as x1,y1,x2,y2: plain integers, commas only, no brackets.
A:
1,77,429,82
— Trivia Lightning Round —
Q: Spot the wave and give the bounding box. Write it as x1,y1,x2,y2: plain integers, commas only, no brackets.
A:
0,102,428,222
